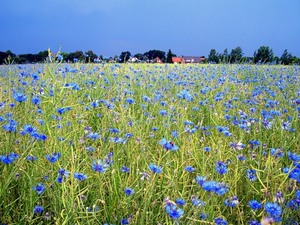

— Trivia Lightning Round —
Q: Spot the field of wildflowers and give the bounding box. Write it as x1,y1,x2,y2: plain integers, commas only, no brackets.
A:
0,63,299,224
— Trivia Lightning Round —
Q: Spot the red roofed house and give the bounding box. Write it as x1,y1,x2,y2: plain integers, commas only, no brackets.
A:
172,56,206,64
172,57,183,64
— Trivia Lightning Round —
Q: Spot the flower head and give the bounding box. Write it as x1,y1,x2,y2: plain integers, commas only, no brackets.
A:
45,152,61,163
92,160,109,173
149,163,162,174
33,205,44,215
158,138,179,151
124,187,135,196
74,172,87,181
164,199,184,220
13,92,27,103
32,183,46,195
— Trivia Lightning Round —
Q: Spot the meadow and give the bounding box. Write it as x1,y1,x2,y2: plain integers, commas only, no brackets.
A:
0,62,299,225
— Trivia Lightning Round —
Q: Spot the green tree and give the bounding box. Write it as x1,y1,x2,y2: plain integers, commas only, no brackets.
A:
208,49,220,63
37,50,48,62
143,50,166,62
134,53,145,61
166,49,176,63
221,48,229,63
253,46,274,64
280,49,293,65
85,50,98,63
67,51,85,62
230,47,243,63
119,51,131,63
292,56,300,65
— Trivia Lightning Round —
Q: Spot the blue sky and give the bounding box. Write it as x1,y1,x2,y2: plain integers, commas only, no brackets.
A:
1,0,299,57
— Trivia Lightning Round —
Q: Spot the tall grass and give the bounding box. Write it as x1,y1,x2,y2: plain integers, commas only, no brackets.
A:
0,63,299,224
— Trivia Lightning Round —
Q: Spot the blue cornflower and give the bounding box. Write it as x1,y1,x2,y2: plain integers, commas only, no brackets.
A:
0,152,19,164
175,198,185,206
262,119,273,129
214,217,228,225
0,101,6,109
142,95,150,102
246,169,257,181
273,191,284,203
229,142,245,150
248,220,260,225
203,146,211,152
13,92,27,102
92,160,109,173
56,107,72,115
191,196,205,207
56,168,70,183
87,132,101,140
45,152,61,163
158,138,179,151
171,130,178,138
286,190,300,210
199,212,207,220
124,133,133,138
152,127,158,131
126,98,135,104
177,90,193,101
200,180,229,195
215,183,229,196
124,187,135,195
237,154,246,161
201,180,218,192
224,196,239,207
164,201,184,220
216,161,228,175
121,218,129,224
31,132,47,141
90,101,99,108
264,202,282,222
248,200,262,210
26,155,38,161
185,126,198,134
121,166,130,173
57,54,63,61
184,165,195,173
2,119,18,132
149,163,162,174
282,121,291,130
32,183,46,195
31,95,41,105
249,140,260,149
195,175,207,186
74,172,87,181
109,137,127,144
109,128,119,133
159,110,168,116
20,124,37,135
288,151,300,162
270,148,284,158
33,205,44,215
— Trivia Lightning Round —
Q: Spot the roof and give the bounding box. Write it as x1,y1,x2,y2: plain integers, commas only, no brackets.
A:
172,57,183,63
182,56,206,63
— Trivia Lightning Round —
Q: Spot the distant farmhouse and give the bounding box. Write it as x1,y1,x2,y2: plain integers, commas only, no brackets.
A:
172,56,206,64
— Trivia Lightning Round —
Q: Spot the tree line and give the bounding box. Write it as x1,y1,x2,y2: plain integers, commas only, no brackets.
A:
0,46,298,65
207,46,298,65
